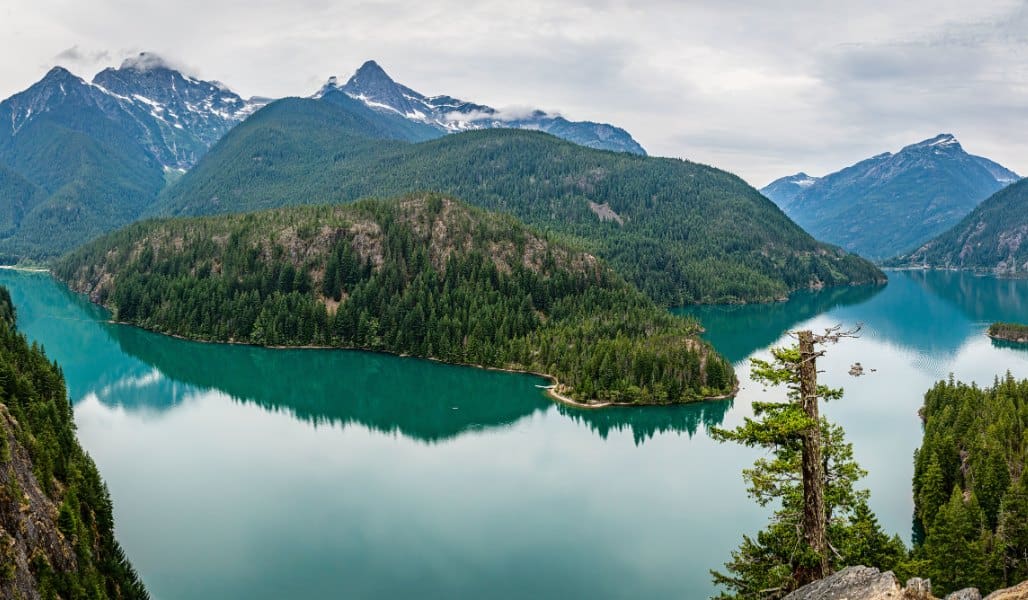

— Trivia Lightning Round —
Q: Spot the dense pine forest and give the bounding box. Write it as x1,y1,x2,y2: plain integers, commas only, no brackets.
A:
910,375,1028,595
56,195,736,404
151,98,884,305
0,286,147,598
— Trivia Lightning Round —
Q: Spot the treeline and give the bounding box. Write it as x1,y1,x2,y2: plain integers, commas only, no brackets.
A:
910,375,1028,595
57,195,735,404
155,99,884,305
0,286,147,598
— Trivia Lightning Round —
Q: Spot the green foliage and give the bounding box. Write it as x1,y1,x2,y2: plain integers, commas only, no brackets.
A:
56,195,735,404
911,374,1028,595
711,342,904,598
0,285,147,598
152,97,884,305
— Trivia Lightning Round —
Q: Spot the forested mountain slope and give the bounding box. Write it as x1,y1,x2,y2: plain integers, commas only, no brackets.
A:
0,286,147,598
57,195,735,404
889,178,1028,274
152,98,883,304
910,375,1028,595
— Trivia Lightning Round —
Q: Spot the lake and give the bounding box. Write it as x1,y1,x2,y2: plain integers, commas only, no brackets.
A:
2,269,1027,599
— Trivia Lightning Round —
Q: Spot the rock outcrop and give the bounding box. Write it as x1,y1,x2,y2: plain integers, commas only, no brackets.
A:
783,567,1028,600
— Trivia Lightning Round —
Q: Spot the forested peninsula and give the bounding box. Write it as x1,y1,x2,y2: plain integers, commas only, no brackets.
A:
987,323,1028,344
0,286,147,598
56,195,736,405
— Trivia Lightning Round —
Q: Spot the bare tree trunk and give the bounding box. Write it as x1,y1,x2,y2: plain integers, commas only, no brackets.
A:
795,329,828,586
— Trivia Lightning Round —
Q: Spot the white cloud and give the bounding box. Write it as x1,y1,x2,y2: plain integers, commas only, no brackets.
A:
1,0,1026,185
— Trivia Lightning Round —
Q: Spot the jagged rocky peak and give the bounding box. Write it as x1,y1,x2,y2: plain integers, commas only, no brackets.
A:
349,59,394,86
314,59,647,154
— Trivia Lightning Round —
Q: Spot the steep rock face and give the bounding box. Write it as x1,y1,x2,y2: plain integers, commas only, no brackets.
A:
761,135,1020,260
0,406,78,599
315,60,647,154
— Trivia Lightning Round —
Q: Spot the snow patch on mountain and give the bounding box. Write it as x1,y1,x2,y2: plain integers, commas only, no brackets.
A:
314,60,646,155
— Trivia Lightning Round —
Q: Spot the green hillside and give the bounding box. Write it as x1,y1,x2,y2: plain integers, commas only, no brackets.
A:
0,164,44,238
152,98,884,305
0,110,165,261
57,195,735,404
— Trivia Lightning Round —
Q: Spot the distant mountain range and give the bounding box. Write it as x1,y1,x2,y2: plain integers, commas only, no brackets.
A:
316,60,647,155
761,134,1020,260
0,53,645,258
888,177,1028,274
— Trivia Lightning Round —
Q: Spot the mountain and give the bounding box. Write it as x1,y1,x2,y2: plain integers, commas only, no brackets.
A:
0,286,147,598
0,54,264,259
0,66,167,259
91,52,267,168
888,177,1028,274
315,60,647,154
761,134,1021,260
152,96,884,305
57,194,736,404
760,172,819,209
0,164,44,237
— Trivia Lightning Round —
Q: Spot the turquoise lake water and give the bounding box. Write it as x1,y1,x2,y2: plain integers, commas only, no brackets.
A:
2,269,1027,599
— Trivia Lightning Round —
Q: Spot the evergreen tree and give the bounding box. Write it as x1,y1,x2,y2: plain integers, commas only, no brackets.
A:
711,327,902,598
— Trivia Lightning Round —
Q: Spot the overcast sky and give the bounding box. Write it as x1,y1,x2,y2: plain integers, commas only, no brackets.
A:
2,0,1026,186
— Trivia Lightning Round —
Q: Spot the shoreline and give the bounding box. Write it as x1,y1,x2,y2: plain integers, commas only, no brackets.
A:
0,265,51,273
101,318,738,409
987,333,1028,345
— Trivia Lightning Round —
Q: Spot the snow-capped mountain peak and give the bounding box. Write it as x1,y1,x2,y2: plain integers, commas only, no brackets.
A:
312,60,646,154
90,53,268,166
905,133,962,152
3,53,269,169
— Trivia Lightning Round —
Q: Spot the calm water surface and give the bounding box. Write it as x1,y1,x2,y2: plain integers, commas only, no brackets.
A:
2,269,1027,599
